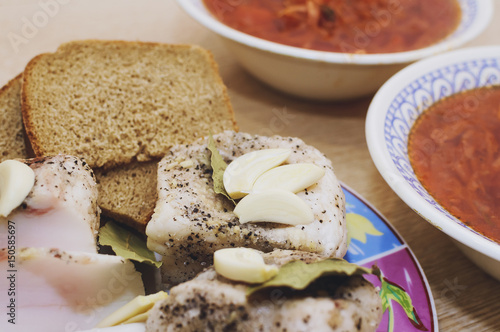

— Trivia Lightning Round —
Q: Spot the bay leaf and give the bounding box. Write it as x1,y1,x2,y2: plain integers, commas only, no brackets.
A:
247,258,379,295
98,221,161,268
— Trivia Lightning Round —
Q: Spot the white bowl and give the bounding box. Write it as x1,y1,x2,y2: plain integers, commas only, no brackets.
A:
176,0,492,100
366,46,500,280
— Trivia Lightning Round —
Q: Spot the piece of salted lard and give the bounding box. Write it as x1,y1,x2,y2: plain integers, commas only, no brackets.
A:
146,249,382,332
146,131,347,286
0,155,99,252
0,248,145,332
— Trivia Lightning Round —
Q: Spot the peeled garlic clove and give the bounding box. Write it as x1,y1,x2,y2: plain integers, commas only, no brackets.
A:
0,160,35,217
234,189,314,225
96,291,169,328
253,163,325,193
214,248,278,283
223,149,291,199
78,323,146,332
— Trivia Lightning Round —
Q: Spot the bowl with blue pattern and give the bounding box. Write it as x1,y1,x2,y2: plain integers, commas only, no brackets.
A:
177,0,492,100
366,46,500,280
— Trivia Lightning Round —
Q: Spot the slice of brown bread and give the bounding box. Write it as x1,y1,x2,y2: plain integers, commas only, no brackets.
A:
95,160,159,233
21,40,237,169
0,74,28,162
21,40,238,231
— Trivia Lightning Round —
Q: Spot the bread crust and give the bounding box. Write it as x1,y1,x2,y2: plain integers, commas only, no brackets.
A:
0,73,22,96
1,73,28,161
21,53,48,159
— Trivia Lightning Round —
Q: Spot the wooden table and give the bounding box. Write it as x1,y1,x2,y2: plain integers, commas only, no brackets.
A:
1,1,499,330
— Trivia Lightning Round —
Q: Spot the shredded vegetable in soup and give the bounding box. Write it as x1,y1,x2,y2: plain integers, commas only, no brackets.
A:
203,0,461,54
408,86,500,243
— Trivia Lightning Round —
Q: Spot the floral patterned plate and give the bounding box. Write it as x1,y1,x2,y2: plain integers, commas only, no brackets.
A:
342,184,437,332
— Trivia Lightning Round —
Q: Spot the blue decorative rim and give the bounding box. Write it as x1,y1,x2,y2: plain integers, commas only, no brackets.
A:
383,56,500,242
451,0,478,38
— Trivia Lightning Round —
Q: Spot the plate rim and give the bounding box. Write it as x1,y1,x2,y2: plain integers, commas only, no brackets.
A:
342,182,438,332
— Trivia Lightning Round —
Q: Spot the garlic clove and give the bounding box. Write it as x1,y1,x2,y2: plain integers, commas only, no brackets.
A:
96,292,169,328
223,149,291,199
233,189,314,225
253,163,325,193
214,248,278,283
0,160,35,217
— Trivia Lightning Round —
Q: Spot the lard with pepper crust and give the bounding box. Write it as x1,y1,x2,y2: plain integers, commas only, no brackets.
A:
146,131,347,286
146,249,382,332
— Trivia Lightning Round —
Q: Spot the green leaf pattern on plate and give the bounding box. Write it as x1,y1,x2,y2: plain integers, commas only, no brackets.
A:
380,277,427,331
99,221,162,268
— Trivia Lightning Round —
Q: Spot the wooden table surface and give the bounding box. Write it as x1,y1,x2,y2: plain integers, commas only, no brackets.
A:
1,1,499,330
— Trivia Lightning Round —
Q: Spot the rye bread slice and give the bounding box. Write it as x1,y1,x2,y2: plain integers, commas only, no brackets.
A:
94,160,159,232
21,40,237,169
0,74,28,162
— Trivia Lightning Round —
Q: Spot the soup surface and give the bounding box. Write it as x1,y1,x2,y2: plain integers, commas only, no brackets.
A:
203,0,461,54
408,86,500,243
